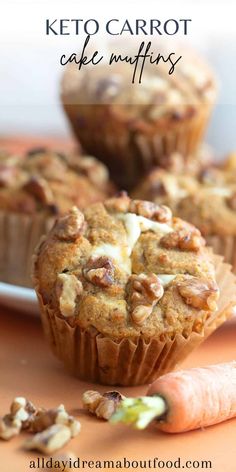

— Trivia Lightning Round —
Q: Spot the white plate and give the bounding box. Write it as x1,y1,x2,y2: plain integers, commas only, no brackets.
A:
0,281,39,316
0,281,235,323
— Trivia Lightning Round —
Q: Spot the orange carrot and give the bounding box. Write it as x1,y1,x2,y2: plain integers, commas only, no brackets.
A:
111,361,236,433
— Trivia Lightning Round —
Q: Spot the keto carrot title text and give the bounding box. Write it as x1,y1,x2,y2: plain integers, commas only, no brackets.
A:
46,18,192,84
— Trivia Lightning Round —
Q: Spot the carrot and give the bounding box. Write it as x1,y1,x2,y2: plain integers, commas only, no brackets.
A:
110,361,236,433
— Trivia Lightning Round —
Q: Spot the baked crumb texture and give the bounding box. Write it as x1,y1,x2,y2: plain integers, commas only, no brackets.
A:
132,152,236,237
0,148,113,215
34,195,219,340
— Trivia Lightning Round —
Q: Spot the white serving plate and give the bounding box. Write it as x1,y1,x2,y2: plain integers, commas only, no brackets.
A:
0,281,39,316
0,280,235,324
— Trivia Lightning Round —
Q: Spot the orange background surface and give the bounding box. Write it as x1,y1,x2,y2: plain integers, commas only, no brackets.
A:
1,307,236,472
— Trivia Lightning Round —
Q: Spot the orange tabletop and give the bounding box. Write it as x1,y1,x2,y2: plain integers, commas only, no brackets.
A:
1,306,236,472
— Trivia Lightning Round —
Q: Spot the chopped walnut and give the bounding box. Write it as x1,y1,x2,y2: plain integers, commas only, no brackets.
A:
10,397,36,429
226,192,236,211
105,192,130,213
29,405,81,438
56,274,83,317
82,391,103,412
24,424,72,454
178,277,219,311
0,397,37,440
129,273,164,325
160,229,205,252
105,196,172,223
82,390,124,420
23,176,54,205
54,207,86,241
0,414,22,440
84,256,114,287
129,200,172,223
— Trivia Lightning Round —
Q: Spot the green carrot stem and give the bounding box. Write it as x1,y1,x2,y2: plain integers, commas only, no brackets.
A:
110,396,167,430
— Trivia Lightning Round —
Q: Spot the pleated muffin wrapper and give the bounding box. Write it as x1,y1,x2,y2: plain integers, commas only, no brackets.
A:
35,254,236,387
206,235,236,275
64,103,213,190
0,211,54,288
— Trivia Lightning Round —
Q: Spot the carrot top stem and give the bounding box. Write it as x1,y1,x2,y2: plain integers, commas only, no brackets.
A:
110,396,167,430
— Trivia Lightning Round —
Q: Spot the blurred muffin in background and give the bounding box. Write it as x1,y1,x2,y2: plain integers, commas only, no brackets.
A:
132,152,236,272
61,47,217,189
0,148,114,287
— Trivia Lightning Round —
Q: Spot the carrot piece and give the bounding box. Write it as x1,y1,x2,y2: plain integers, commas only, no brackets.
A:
111,361,236,433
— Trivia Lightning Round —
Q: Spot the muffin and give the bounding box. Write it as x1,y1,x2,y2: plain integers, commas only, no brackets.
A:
33,194,235,386
61,48,217,189
0,148,114,287
132,153,236,271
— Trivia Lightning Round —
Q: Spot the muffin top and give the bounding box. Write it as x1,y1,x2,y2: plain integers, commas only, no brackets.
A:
34,194,219,339
132,153,236,236
0,148,113,215
61,47,217,123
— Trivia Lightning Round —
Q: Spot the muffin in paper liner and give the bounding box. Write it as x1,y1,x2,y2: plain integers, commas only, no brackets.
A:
62,44,217,189
35,253,236,387
0,211,53,287
63,103,213,190
132,156,236,272
0,149,114,287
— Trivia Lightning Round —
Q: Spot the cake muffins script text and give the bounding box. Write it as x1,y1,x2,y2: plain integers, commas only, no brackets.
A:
46,18,192,84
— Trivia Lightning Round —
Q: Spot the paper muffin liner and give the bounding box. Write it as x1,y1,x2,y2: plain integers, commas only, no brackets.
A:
64,103,213,189
35,253,236,386
206,235,236,275
0,211,54,287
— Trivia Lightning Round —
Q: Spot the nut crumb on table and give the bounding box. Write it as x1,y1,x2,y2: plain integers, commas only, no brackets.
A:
82,390,125,420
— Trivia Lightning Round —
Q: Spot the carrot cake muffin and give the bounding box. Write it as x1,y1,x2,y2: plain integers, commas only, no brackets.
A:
132,153,236,271
33,194,223,386
0,148,114,287
61,48,217,189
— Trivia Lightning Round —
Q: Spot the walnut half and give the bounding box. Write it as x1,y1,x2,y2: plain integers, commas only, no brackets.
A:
129,273,164,325
178,277,219,311
83,256,114,287
160,228,205,252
